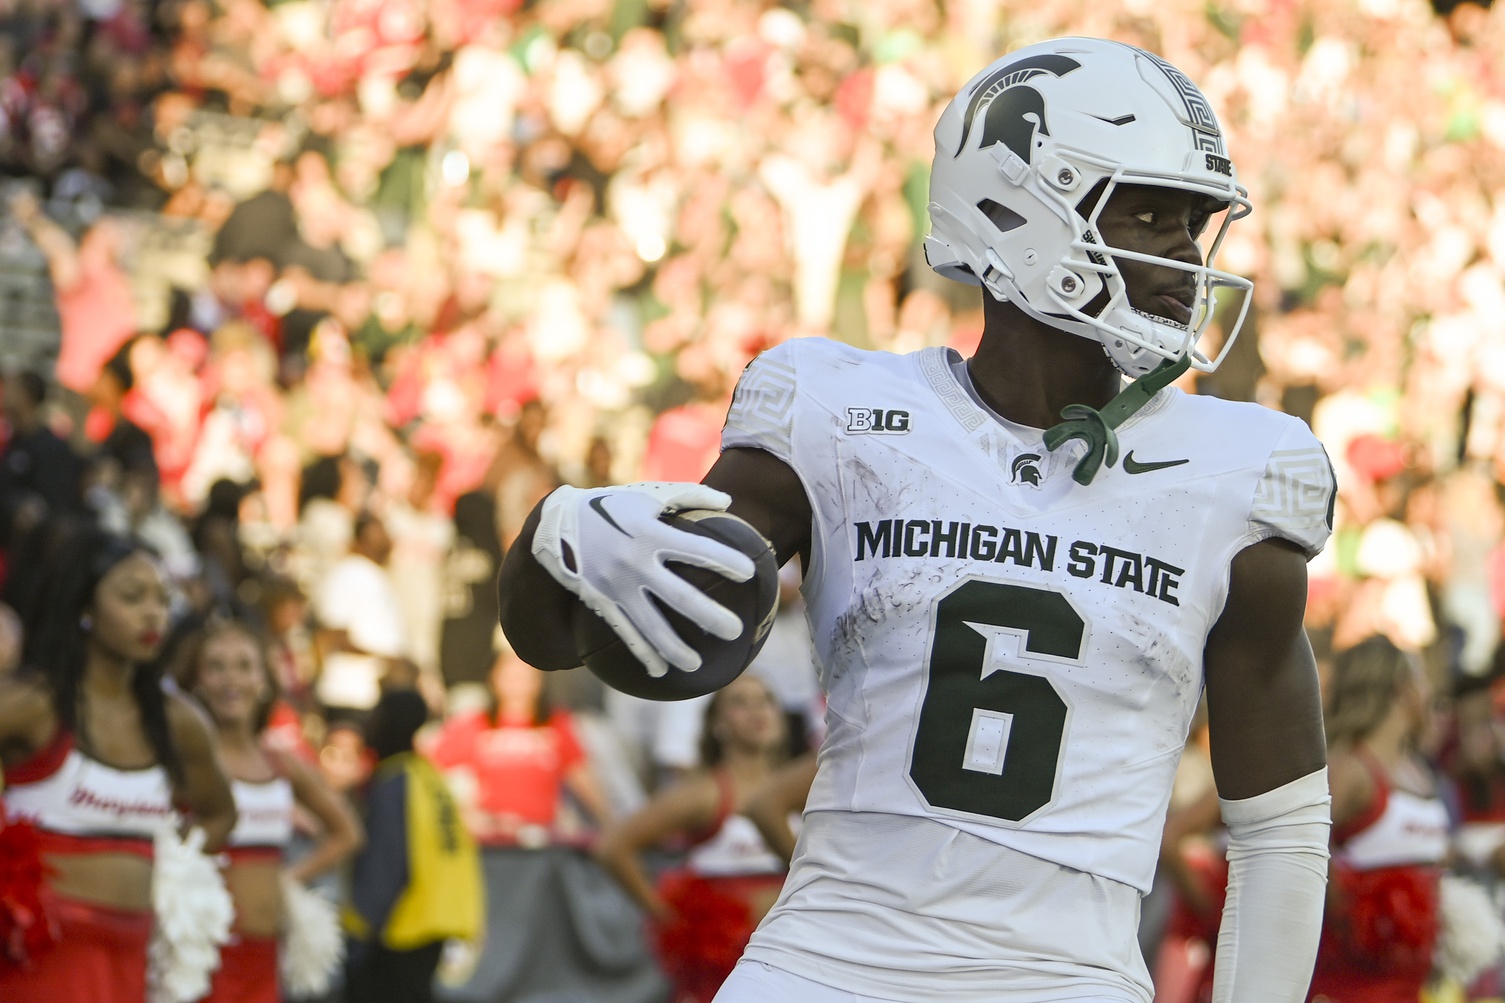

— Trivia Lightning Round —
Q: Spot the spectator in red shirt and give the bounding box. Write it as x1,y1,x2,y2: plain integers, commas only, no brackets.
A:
639,362,740,486
427,646,609,846
7,192,136,422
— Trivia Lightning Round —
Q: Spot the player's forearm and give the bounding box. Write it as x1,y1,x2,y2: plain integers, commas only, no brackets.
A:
497,499,584,670
1210,768,1330,1003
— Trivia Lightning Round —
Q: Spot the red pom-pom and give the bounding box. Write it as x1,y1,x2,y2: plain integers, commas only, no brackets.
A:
1331,862,1440,976
652,871,755,1003
0,813,58,967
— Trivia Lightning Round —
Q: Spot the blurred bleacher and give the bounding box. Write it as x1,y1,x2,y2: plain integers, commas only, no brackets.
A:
0,214,57,375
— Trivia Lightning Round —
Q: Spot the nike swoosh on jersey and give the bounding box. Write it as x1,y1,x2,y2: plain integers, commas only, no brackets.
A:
589,496,631,536
1122,451,1190,474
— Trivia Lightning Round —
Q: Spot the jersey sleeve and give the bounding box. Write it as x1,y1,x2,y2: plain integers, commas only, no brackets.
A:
1246,419,1336,559
722,341,801,463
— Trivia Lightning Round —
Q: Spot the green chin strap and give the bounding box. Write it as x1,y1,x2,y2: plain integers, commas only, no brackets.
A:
1043,354,1192,485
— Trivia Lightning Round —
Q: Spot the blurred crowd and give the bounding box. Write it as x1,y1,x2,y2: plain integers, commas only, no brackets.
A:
6,0,1505,997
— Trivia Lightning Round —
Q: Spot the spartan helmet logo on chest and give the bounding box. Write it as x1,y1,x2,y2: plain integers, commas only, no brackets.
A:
1011,452,1044,486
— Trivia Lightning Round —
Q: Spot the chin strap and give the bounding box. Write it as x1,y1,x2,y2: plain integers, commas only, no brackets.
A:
1043,354,1192,485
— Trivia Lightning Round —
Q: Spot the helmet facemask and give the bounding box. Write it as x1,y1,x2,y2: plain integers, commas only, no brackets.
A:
1041,158,1254,377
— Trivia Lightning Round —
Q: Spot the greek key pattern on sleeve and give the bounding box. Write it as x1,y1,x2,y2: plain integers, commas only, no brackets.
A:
1250,446,1336,555
726,352,798,453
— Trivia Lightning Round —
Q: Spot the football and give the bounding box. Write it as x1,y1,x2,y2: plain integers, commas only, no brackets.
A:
572,509,780,701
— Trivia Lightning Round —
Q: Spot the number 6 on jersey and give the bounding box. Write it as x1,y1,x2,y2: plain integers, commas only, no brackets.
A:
909,580,1083,823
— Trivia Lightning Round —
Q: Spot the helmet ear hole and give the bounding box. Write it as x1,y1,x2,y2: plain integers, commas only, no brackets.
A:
977,199,1026,233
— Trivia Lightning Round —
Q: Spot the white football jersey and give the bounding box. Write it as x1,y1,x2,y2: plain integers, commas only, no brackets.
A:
720,339,1333,1000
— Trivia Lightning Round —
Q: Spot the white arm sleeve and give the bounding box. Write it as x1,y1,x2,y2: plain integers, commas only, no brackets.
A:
1211,767,1331,1003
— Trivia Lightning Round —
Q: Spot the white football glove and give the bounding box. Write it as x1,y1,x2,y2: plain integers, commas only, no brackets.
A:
532,482,757,678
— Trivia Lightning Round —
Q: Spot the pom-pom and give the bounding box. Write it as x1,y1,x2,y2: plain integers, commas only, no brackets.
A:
279,875,344,997
1331,862,1439,977
148,826,234,1003
1436,874,1505,987
652,871,754,1000
0,813,58,967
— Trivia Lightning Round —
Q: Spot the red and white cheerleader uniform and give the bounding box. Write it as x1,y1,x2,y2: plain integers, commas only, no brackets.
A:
1309,750,1451,1003
204,773,296,1003
0,730,177,1002
654,771,792,1003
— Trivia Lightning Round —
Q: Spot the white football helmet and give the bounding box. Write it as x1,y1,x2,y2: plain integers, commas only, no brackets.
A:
925,37,1253,376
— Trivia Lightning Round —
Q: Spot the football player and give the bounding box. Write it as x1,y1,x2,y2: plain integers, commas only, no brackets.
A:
499,37,1334,1003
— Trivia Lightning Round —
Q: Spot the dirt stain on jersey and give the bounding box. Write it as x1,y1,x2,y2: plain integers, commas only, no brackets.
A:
845,454,917,513
1120,612,1201,751
832,578,887,661
831,563,935,668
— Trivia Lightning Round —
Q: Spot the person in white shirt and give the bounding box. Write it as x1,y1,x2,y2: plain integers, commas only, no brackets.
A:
315,511,408,722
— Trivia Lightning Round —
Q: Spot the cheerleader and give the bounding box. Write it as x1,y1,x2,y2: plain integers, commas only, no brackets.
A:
595,673,790,1003
1309,636,1451,1003
0,524,237,1001
178,619,364,1003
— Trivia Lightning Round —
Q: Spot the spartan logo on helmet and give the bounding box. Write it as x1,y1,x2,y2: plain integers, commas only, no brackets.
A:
1011,453,1044,486
955,53,1083,161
